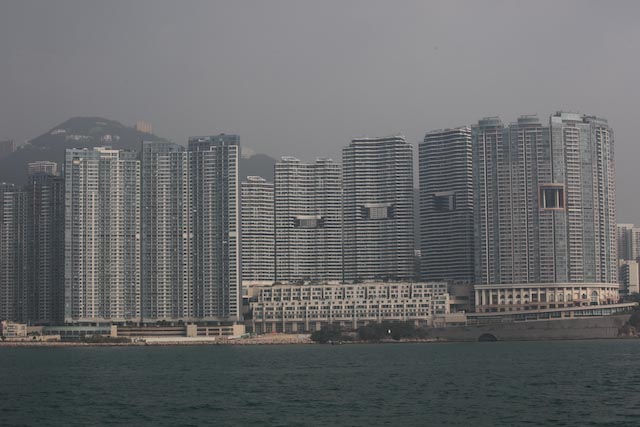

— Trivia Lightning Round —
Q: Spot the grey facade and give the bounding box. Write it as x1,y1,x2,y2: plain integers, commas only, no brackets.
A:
473,113,617,286
64,148,141,323
187,135,241,321
274,157,342,283
25,170,65,324
141,141,190,321
141,137,242,322
617,223,640,261
343,136,415,282
419,127,474,283
241,176,275,283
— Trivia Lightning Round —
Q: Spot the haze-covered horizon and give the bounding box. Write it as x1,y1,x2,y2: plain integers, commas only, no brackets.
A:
2,0,640,222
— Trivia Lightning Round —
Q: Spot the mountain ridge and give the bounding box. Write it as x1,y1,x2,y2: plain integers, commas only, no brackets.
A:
0,116,276,184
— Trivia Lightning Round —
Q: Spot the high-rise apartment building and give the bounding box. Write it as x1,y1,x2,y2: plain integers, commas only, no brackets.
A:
343,136,414,282
619,260,639,294
274,157,342,283
419,127,474,283
135,121,153,134
617,223,640,261
64,148,141,323
187,135,241,321
141,141,190,321
25,168,65,324
549,112,617,284
28,161,59,176
241,176,275,284
141,137,241,322
473,113,617,286
0,183,27,322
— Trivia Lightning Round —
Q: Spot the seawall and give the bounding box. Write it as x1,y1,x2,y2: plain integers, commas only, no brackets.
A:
430,315,632,342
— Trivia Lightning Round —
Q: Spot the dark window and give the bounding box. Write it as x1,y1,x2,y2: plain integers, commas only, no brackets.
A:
294,216,324,228
539,185,565,210
433,192,456,211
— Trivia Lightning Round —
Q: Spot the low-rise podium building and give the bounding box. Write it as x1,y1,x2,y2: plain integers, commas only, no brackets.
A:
250,282,451,334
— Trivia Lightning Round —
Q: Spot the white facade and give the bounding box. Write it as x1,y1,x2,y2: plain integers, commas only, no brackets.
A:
474,282,620,313
343,136,415,282
251,282,449,333
274,157,342,282
241,176,275,283
64,148,141,323
28,161,58,176
0,183,26,322
619,260,639,294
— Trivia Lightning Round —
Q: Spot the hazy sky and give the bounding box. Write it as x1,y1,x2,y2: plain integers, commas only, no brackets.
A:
2,1,640,221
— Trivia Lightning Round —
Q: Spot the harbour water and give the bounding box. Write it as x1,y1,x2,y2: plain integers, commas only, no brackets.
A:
2,340,640,426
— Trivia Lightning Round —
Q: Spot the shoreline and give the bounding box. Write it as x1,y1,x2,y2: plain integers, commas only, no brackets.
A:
1,336,637,348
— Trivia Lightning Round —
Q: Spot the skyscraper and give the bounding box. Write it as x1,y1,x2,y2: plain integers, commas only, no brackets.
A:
0,183,27,322
549,112,617,284
274,157,342,283
343,136,414,282
141,141,190,321
187,135,241,321
473,116,550,285
64,147,141,323
140,136,241,323
241,176,275,284
473,113,617,286
25,167,65,324
419,127,474,283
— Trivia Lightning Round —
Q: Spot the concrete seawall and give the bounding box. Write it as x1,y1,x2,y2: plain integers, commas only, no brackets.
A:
429,315,632,342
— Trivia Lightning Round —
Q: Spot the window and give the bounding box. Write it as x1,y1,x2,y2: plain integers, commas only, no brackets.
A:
364,204,392,219
539,185,565,210
369,206,389,219
294,215,323,228
433,192,456,211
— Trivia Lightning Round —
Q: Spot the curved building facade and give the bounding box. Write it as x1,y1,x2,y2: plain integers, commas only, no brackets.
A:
343,136,414,282
419,127,474,283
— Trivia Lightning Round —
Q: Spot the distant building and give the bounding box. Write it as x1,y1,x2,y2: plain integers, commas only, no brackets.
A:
28,161,58,176
619,260,639,295
274,157,342,283
65,147,141,323
617,223,640,261
250,282,450,334
135,121,153,134
474,283,621,313
1,320,27,337
0,139,15,160
0,183,27,322
343,136,415,282
241,176,275,285
419,127,474,283
25,169,65,324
